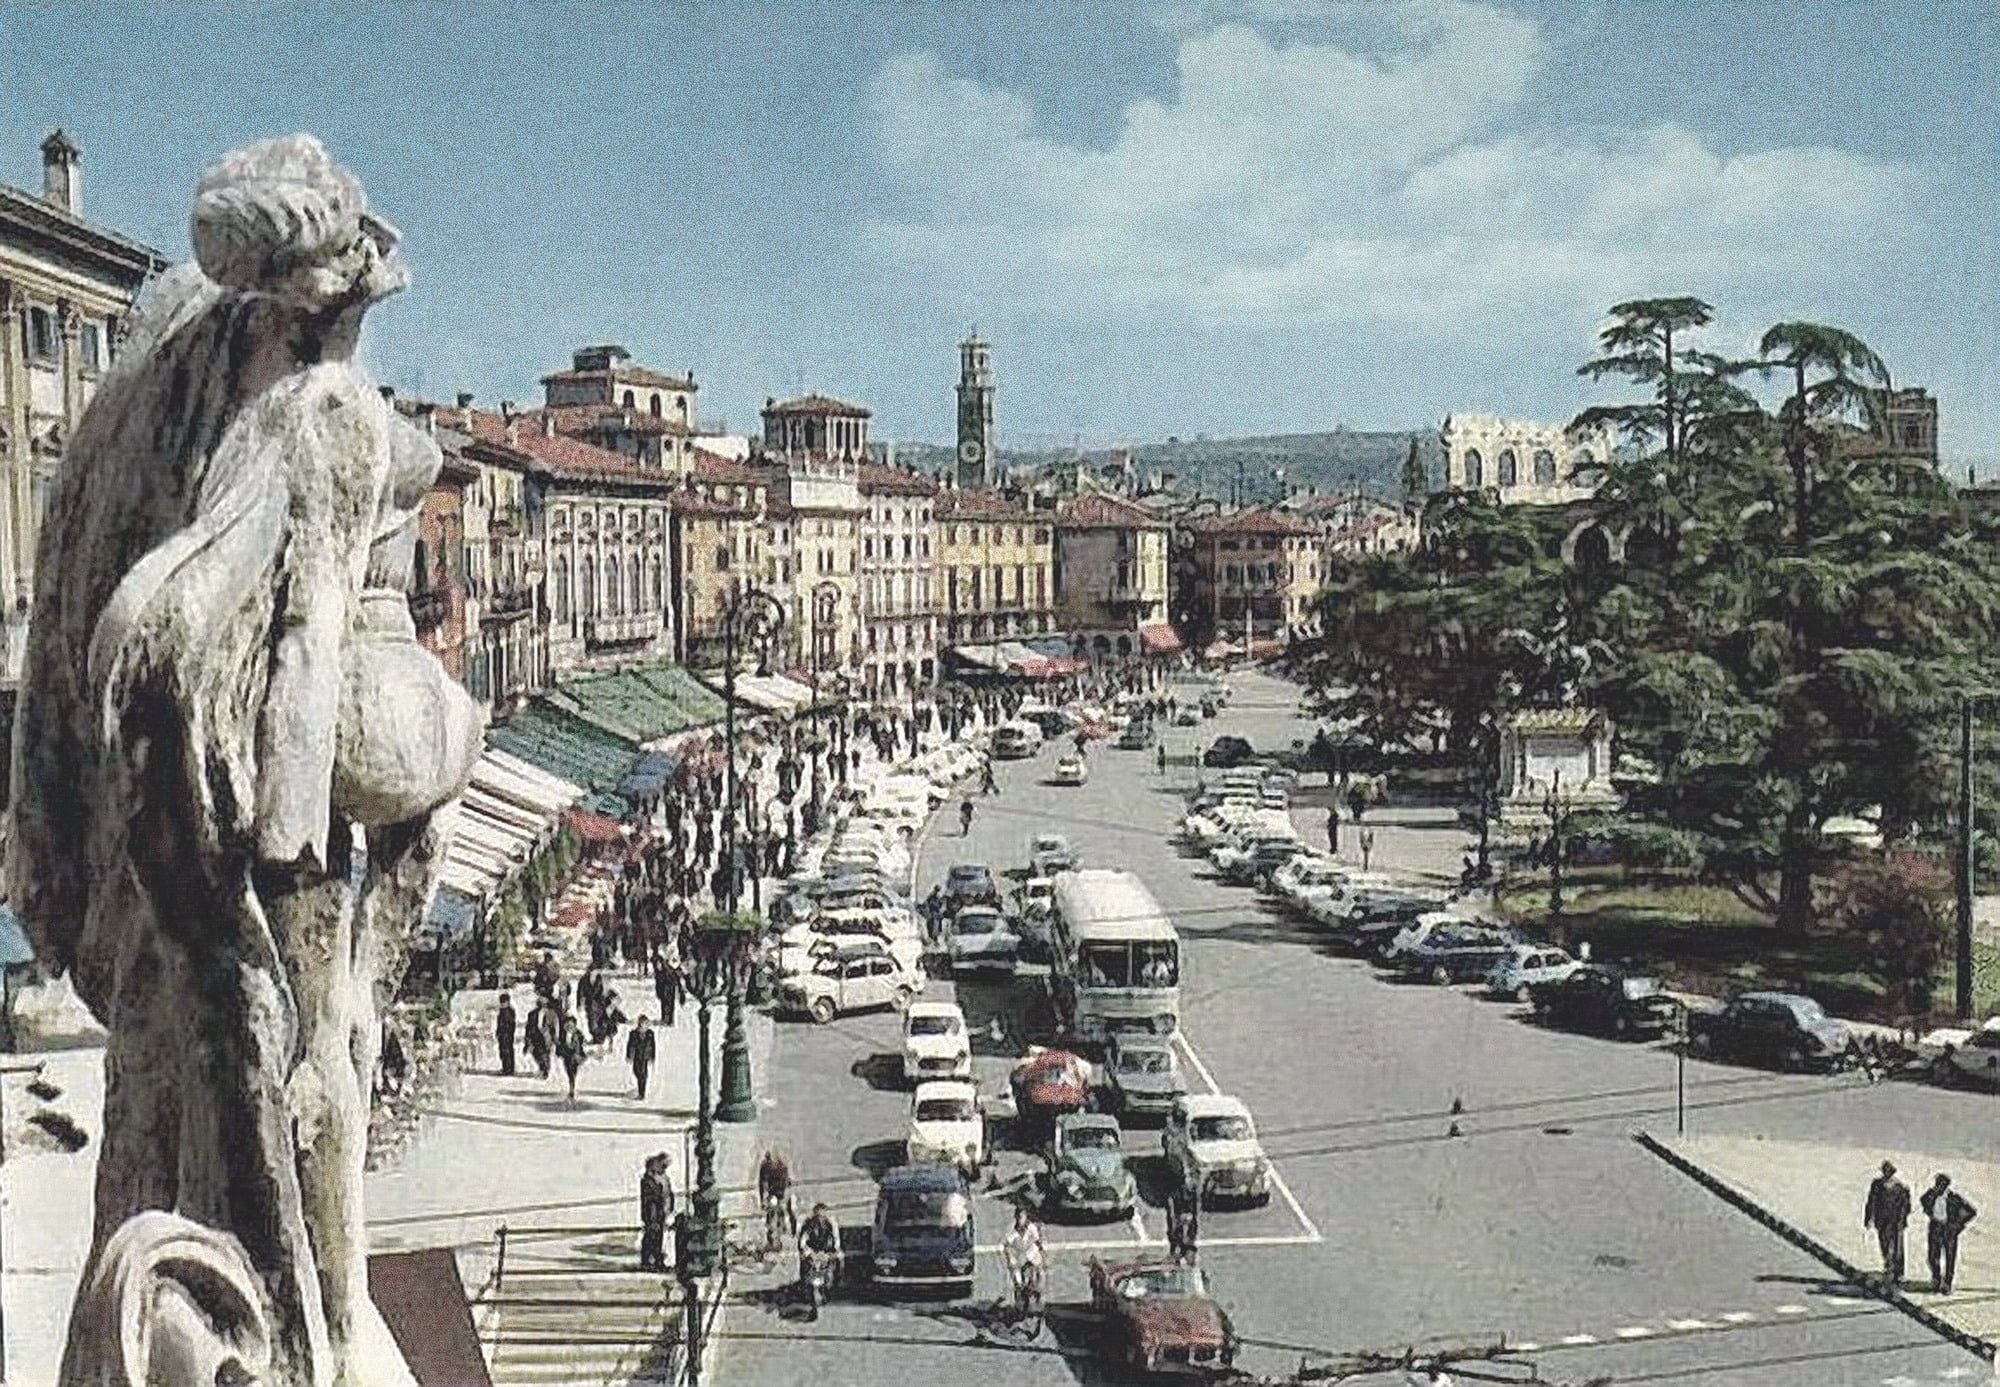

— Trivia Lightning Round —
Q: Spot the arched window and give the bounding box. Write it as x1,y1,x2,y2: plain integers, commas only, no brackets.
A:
649,393,662,418
649,556,663,606
1533,449,1557,484
581,556,598,619
552,556,570,625
607,558,624,615
1464,448,1484,487
622,390,636,408
628,555,641,612
1497,449,1518,487
1571,450,1594,481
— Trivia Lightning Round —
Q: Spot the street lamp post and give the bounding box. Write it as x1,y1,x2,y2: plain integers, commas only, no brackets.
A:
717,585,785,1125
811,580,841,808
1544,768,1569,920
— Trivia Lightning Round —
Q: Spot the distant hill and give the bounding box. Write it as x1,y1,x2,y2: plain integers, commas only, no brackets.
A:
888,429,1444,503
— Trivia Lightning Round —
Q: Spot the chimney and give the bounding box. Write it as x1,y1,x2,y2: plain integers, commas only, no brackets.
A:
506,418,521,448
500,400,516,423
456,391,474,410
417,403,436,436
542,412,556,438
40,130,80,214
378,385,396,403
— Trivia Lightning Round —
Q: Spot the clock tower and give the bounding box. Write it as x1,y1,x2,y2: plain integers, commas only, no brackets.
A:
955,332,995,489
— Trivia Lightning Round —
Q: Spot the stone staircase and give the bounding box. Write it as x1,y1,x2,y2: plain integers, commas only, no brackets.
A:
480,1267,680,1386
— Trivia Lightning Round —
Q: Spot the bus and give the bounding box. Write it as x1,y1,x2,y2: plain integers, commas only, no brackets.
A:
1050,869,1181,1041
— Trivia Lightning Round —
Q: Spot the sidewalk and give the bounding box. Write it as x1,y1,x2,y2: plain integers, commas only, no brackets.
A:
1287,801,1471,886
1655,1131,2000,1352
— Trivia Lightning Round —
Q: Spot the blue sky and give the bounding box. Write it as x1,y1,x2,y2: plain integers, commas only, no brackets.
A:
2,1,1995,466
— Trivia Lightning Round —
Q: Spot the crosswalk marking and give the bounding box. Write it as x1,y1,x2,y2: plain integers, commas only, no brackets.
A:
1773,1303,1809,1315
1558,1333,1599,1345
1718,1310,1758,1323
1664,1318,1714,1330
1613,1326,1655,1339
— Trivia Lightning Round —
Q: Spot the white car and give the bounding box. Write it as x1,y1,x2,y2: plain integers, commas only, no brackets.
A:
1016,875,1056,917
902,1002,973,1084
1485,944,1581,1001
1271,856,1350,912
1928,1017,2000,1089
773,926,925,984
1053,755,1089,787
1162,1094,1270,1206
907,1078,987,1173
1029,832,1079,876
775,943,924,1024
948,906,1021,974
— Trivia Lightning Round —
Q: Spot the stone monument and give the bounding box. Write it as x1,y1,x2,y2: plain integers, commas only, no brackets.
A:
10,135,484,1387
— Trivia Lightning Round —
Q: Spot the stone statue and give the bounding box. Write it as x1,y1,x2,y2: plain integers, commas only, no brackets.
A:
10,135,484,1387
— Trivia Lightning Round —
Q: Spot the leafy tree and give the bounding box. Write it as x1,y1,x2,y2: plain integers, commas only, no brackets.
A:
1400,437,1429,503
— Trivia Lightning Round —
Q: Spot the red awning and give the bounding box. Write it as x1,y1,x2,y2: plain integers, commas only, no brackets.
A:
1139,623,1183,655
564,807,626,844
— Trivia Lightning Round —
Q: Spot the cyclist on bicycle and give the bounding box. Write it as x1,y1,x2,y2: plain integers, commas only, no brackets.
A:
1000,1205,1047,1321
758,1150,796,1250
797,1202,841,1314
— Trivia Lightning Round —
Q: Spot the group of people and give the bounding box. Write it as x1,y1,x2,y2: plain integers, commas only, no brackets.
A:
1864,1160,1978,1293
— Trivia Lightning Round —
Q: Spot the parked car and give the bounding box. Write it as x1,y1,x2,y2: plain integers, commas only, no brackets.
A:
992,720,1045,760
1530,965,1681,1039
1117,720,1157,750
1926,1017,2000,1088
1214,835,1305,886
1102,1033,1187,1120
944,862,1000,909
1029,832,1079,876
907,1078,987,1173
773,919,925,980
1173,705,1201,726
775,942,924,1024
1162,1094,1270,1207
1686,991,1855,1071
1484,944,1581,1001
1011,1047,1094,1142
947,906,1020,974
1088,1256,1238,1376
871,1164,975,1294
1052,754,1090,787
1040,1112,1138,1219
1202,736,1255,768
1387,924,1519,984
902,1001,972,1084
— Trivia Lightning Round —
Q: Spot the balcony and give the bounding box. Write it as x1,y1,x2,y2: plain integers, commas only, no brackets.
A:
408,588,448,634
584,611,664,647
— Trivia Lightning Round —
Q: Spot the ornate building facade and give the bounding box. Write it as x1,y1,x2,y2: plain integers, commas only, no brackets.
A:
858,462,939,696
934,488,1056,646
1439,414,1609,505
1053,491,1175,660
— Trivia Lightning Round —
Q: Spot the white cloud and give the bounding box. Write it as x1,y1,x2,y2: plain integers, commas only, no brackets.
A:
861,2,1916,333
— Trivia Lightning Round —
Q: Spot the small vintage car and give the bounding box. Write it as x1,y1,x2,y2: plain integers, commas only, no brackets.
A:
944,862,1001,909
1102,1033,1187,1120
1041,1112,1137,1219
1162,1094,1270,1207
1052,754,1090,787
906,1078,987,1174
1010,1047,1094,1142
1088,1255,1238,1376
1029,832,1080,876
947,906,1021,975
901,1001,972,1084
872,1163,975,1294
773,941,923,1025
1530,964,1681,1039
1686,991,1855,1071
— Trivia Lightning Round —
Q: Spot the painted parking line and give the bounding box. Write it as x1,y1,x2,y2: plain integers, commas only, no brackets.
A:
971,1230,1322,1257
1171,1029,1325,1246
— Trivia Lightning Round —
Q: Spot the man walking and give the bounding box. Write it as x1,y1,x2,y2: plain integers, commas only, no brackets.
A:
494,992,517,1077
653,947,680,1027
638,1153,673,1271
1922,1173,1978,1293
626,1015,658,1100
556,1012,588,1103
525,998,556,1080
1865,1160,1913,1286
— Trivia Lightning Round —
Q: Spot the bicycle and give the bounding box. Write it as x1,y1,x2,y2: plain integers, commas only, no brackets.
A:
1005,1258,1044,1338
762,1192,797,1255
799,1247,839,1318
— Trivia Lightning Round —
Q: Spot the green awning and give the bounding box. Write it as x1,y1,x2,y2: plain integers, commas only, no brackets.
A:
486,703,639,791
543,661,728,745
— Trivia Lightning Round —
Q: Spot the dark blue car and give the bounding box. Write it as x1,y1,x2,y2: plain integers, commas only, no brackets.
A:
871,1164,975,1295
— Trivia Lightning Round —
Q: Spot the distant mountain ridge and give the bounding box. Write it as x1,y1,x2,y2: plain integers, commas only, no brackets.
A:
889,429,1444,502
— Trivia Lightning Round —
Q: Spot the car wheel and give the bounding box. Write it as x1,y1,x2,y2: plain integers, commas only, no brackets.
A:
1514,984,1533,1003
809,997,837,1025
1430,965,1452,986
1612,1014,1630,1038
1784,1044,1808,1072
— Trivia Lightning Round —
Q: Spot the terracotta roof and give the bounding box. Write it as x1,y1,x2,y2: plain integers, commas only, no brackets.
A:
934,487,1031,522
1056,492,1166,529
669,491,752,520
1189,505,1317,538
532,404,695,438
540,364,697,392
762,393,871,419
692,448,771,487
857,463,938,497
432,406,675,490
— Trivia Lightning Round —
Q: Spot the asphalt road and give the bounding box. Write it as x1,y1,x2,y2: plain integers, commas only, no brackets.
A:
719,671,1986,1387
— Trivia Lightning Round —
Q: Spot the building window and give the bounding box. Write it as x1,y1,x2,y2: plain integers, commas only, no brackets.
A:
629,555,641,611
649,394,662,418
1498,450,1518,487
716,544,731,571
24,307,56,364
1014,564,1025,603
79,321,102,372
1464,448,1484,487
1036,566,1046,605
1533,449,1556,484
622,390,636,408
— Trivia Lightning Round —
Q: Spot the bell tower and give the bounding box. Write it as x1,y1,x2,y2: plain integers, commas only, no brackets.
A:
955,331,995,489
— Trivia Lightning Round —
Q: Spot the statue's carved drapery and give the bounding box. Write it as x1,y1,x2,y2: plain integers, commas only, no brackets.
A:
11,134,483,1387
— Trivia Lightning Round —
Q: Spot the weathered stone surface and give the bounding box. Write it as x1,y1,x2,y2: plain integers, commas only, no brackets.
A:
10,134,482,1387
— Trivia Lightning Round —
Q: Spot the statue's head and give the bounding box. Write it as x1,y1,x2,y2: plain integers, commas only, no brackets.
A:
66,1211,273,1387
190,134,405,311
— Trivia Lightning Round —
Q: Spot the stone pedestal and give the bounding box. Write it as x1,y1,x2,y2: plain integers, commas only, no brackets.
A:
1495,706,1620,838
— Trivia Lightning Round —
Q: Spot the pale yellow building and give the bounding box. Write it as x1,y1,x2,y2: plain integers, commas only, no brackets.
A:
934,488,1056,648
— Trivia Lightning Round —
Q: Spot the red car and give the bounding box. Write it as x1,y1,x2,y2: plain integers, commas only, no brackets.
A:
1010,1047,1092,1140
1088,1254,1237,1376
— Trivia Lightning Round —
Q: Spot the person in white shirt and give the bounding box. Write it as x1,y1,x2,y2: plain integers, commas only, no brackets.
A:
1000,1206,1047,1309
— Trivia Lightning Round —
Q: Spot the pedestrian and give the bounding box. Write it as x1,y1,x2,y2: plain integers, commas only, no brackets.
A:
1360,828,1376,873
626,1015,657,1100
1865,1160,1912,1286
531,949,560,1004
654,947,680,1027
556,1012,587,1103
1167,1180,1201,1263
494,992,517,1077
1922,1173,1977,1293
960,797,975,836
524,999,554,1079
980,757,998,796
1326,810,1339,854
639,1153,673,1271
1156,743,1166,775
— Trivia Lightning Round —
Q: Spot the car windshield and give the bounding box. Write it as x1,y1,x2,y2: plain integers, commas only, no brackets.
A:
910,1016,958,1037
1135,942,1178,988
1119,1265,1206,1299
884,1190,970,1228
1118,1049,1172,1075
957,913,999,935
1081,944,1130,987
1034,836,1066,853
950,868,987,884
1067,1125,1121,1151
916,1098,976,1123
1621,977,1662,998
1191,1115,1252,1142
